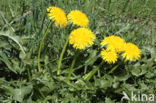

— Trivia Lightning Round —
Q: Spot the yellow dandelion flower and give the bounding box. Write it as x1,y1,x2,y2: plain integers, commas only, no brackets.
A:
101,35,125,53
101,49,118,64
122,43,141,61
67,10,89,27
47,6,67,28
69,28,95,50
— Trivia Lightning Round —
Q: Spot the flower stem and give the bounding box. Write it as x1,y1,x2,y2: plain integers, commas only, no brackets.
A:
83,61,104,81
57,37,69,75
27,66,31,81
37,23,51,72
67,51,79,82
102,63,120,78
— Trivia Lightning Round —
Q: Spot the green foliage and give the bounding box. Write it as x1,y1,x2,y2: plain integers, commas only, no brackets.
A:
0,0,155,103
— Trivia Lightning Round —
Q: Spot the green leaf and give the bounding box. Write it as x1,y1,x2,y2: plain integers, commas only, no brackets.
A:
0,31,25,54
0,51,16,73
130,63,141,77
85,50,99,66
105,97,115,103
95,79,112,89
4,84,33,102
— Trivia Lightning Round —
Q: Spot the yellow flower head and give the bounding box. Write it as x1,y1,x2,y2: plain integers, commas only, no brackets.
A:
47,6,67,28
67,10,89,27
101,49,118,64
69,28,95,50
122,43,141,61
101,35,125,53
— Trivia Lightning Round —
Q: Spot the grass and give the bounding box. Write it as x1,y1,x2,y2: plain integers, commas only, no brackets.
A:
0,0,155,103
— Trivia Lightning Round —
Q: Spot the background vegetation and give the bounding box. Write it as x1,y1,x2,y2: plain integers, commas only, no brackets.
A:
0,0,155,102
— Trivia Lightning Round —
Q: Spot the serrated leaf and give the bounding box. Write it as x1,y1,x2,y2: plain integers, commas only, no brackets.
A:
0,51,16,73
0,31,25,54
4,84,33,102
